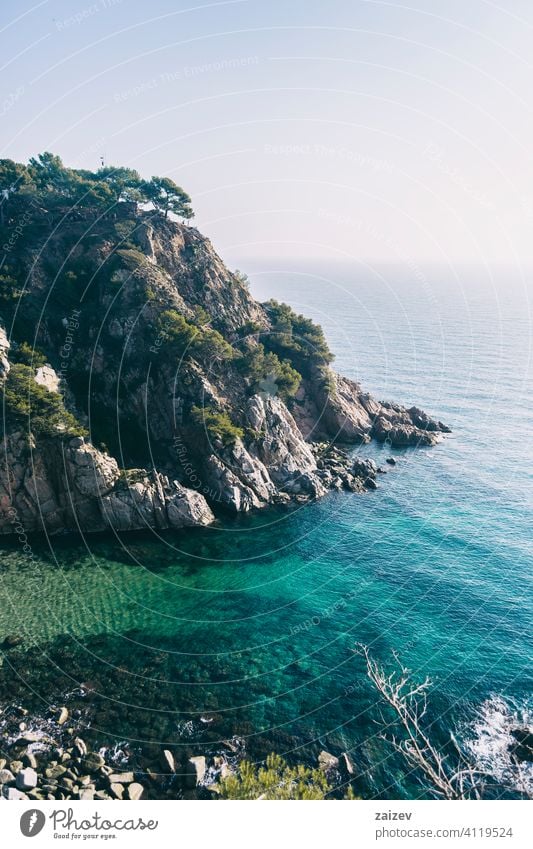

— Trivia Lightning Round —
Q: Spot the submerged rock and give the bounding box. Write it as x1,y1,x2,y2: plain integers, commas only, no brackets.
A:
2,635,23,649
510,728,533,763
16,767,38,790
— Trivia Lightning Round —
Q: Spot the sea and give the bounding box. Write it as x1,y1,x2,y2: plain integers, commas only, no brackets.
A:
0,262,531,799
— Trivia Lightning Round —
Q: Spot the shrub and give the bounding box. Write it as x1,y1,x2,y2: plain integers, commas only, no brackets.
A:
0,267,25,302
237,343,301,400
158,309,234,364
194,326,234,362
238,320,261,338
159,309,198,356
216,753,331,800
192,305,209,326
263,299,334,377
114,247,148,270
2,363,86,438
190,405,244,446
11,341,47,368
233,269,250,288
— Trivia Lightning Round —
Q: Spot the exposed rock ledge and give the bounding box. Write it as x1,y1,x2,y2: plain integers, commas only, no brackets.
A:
0,363,449,534
295,373,451,446
0,432,214,535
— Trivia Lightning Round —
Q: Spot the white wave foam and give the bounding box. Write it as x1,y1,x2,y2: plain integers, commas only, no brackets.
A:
465,695,533,797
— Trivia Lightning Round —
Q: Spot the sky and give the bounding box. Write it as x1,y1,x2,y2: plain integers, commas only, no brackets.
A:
2,0,533,266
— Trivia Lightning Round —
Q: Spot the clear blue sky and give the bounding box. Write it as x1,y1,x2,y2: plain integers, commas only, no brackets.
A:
2,0,533,265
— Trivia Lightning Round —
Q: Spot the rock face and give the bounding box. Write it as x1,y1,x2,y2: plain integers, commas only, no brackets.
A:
247,394,326,497
0,429,214,535
296,372,449,448
0,210,450,535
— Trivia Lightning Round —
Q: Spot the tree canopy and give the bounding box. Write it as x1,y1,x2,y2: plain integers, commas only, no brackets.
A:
0,153,195,221
143,176,193,219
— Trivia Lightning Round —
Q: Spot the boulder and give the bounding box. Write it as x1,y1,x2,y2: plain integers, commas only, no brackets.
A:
57,706,69,725
2,786,28,800
35,365,61,393
108,771,135,784
101,473,214,531
2,634,23,648
187,755,206,787
162,749,176,773
80,788,95,800
341,752,355,775
73,738,88,757
109,782,125,799
82,753,105,772
318,751,339,772
128,782,144,800
45,764,67,780
0,769,15,784
23,753,38,770
510,728,533,763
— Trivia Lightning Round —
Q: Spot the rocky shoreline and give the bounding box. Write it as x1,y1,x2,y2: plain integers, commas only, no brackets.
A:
2,697,531,801
0,701,355,801
0,700,231,801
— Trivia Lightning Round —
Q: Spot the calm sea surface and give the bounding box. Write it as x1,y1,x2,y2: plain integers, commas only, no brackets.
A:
1,263,531,798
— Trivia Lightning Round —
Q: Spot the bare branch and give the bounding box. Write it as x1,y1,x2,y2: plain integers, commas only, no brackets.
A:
357,644,476,799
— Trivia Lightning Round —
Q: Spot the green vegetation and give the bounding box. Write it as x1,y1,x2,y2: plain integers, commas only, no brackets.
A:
11,342,47,368
194,326,234,362
233,268,250,288
216,753,336,800
238,343,301,400
0,158,34,226
0,152,195,223
263,299,334,377
238,320,261,337
159,310,197,356
117,468,147,486
143,176,193,220
2,364,86,438
77,165,146,204
190,405,244,446
0,266,25,302
159,309,234,363
114,247,148,269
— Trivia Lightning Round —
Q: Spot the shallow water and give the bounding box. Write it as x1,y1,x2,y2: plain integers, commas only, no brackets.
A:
1,263,532,798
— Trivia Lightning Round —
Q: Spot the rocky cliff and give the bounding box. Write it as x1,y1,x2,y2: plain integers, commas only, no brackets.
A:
0,203,449,535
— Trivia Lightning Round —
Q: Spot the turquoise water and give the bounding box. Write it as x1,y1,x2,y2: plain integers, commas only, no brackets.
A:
0,264,531,798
